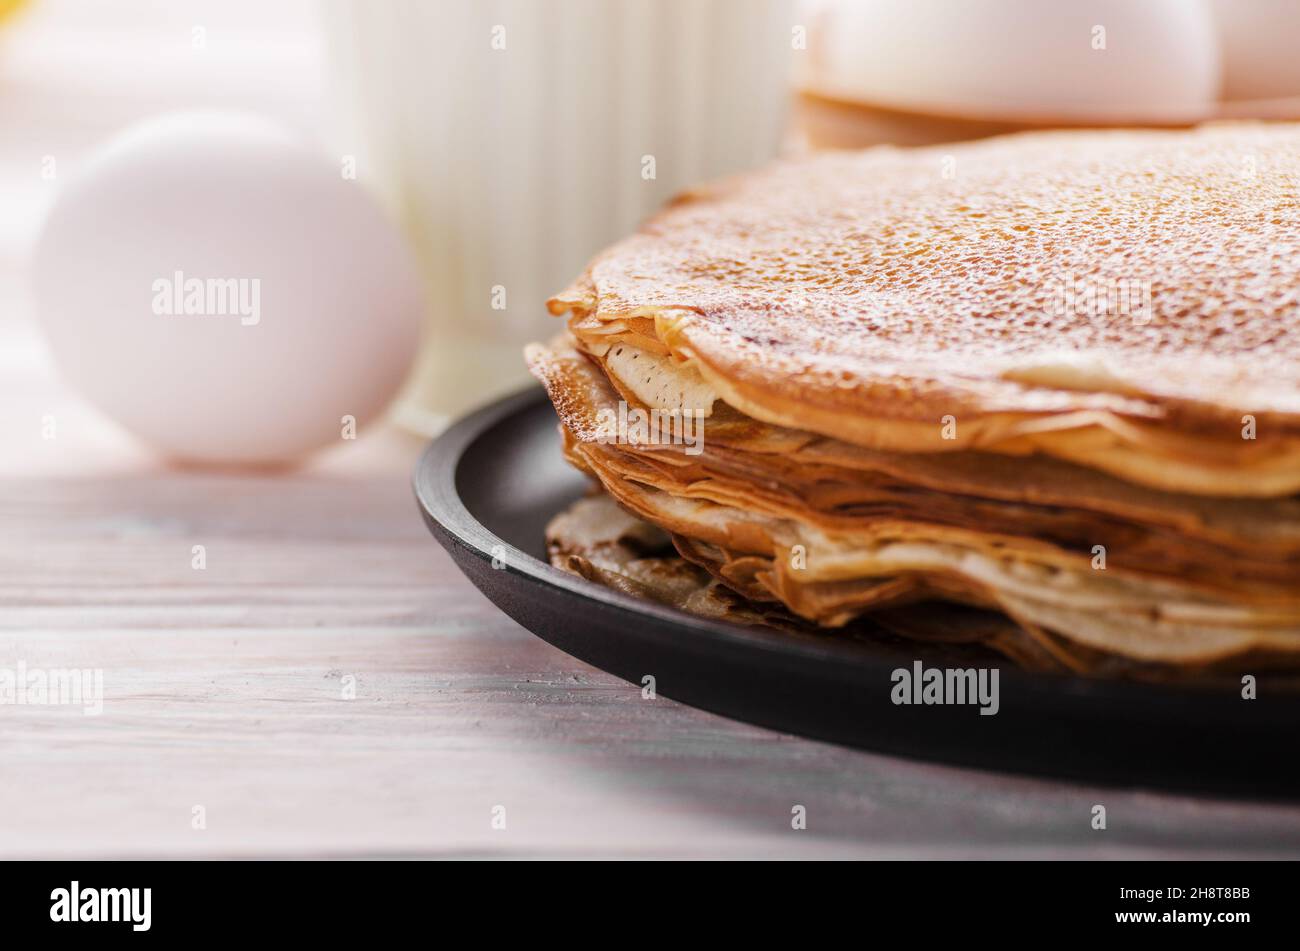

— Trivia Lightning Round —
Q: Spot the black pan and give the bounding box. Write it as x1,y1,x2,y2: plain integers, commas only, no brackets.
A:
414,388,1300,795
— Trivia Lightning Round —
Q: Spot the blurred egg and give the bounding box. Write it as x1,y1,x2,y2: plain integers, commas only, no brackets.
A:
810,0,1220,123
33,112,421,465
1211,0,1300,101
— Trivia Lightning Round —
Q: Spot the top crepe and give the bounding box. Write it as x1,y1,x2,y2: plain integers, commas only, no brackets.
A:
550,124,1300,496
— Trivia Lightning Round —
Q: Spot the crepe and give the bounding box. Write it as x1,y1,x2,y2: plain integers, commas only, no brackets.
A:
549,124,1300,498
531,337,1300,596
545,491,1278,681
545,490,1072,673
528,124,1300,676
529,336,1300,671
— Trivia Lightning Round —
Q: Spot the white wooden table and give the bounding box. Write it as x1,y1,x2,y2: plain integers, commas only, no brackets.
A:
6,368,1300,860
3,0,1299,859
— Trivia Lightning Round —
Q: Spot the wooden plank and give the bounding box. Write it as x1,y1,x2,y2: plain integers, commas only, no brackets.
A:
3,470,1300,858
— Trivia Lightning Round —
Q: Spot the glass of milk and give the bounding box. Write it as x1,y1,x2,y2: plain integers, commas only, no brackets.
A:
321,0,795,431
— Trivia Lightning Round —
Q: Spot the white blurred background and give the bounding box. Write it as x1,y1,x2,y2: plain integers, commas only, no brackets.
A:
7,0,1300,468
1,0,794,451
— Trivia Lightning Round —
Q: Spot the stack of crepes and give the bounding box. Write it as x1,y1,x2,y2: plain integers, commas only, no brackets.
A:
526,123,1300,677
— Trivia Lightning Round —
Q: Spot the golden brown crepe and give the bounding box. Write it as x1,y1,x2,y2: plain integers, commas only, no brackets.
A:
529,335,1300,671
545,490,1285,681
545,490,1074,673
528,124,1300,676
549,124,1300,498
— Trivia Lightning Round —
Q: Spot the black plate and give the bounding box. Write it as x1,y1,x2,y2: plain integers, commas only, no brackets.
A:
415,388,1300,795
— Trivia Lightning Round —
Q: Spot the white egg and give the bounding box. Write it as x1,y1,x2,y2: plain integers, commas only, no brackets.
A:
814,0,1220,122
1211,0,1300,101
33,113,422,464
